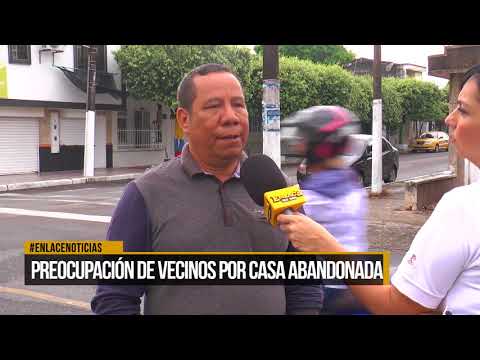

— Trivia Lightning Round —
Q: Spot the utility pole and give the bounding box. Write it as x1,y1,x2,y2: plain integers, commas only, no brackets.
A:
83,45,97,177
262,45,281,169
371,45,383,194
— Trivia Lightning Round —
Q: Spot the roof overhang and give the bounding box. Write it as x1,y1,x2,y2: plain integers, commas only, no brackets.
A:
56,66,125,100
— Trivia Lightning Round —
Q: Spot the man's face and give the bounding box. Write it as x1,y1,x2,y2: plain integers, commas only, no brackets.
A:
178,72,249,165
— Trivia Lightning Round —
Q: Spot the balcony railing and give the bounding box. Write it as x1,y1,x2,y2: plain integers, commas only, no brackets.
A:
117,129,163,150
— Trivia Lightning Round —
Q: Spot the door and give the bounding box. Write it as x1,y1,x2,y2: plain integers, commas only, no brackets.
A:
0,118,39,175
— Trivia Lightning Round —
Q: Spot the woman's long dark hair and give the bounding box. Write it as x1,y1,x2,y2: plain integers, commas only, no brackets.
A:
461,64,480,90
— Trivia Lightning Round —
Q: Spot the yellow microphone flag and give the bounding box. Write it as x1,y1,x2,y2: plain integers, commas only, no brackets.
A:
264,184,306,226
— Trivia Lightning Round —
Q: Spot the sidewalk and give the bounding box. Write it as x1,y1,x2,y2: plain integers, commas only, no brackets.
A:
1,163,299,193
366,183,434,256
0,167,148,192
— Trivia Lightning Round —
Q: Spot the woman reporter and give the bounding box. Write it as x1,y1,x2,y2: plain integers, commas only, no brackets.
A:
277,65,480,315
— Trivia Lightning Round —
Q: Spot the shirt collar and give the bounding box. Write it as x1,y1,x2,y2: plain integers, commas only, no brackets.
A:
181,143,246,179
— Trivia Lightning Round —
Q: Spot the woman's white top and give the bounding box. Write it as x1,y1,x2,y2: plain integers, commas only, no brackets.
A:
391,181,480,315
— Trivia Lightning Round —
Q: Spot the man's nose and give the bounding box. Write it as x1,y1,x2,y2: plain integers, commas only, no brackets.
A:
221,104,239,125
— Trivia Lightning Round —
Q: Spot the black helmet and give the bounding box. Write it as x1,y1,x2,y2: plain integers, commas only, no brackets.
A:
282,106,361,165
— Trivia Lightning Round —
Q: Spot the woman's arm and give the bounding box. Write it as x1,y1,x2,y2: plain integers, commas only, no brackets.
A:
348,284,438,315
277,212,437,315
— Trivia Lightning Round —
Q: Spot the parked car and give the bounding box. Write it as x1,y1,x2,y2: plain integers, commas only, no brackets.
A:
296,134,400,187
411,131,449,152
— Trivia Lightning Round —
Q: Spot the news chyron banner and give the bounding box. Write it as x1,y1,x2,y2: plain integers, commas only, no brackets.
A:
25,241,390,286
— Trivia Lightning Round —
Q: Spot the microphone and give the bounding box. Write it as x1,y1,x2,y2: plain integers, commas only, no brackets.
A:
240,154,306,226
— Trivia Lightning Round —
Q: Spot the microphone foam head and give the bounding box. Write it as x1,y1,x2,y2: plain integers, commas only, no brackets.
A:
240,154,287,206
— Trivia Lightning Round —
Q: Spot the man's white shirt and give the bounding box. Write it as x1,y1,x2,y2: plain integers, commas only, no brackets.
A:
391,181,480,315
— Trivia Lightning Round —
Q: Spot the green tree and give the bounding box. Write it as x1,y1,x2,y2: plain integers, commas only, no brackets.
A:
390,78,449,138
114,45,254,111
441,84,450,111
115,45,448,143
393,78,447,122
246,57,358,131
245,55,263,131
394,79,448,121
254,45,356,66
382,77,405,136
346,76,405,135
347,75,372,132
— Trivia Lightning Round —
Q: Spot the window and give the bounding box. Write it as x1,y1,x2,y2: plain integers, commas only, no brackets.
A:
74,45,107,72
420,133,434,139
135,110,151,148
8,45,31,64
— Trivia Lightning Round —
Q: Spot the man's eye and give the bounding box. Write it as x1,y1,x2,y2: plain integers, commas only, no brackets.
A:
205,104,220,109
458,107,467,115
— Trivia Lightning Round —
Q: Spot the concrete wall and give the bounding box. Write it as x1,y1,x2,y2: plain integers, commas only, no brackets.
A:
39,110,51,146
0,106,44,118
405,173,457,211
106,111,112,144
113,150,165,168
0,45,121,105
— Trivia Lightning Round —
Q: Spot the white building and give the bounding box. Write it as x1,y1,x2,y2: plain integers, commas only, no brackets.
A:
0,45,175,175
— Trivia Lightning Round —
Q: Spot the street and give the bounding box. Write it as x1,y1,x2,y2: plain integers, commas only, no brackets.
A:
396,151,449,181
0,183,120,315
0,151,446,314
283,151,450,182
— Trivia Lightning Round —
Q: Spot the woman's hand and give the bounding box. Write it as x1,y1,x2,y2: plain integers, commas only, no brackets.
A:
277,212,345,252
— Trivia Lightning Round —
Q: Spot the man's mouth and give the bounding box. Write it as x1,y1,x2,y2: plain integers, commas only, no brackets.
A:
218,135,241,141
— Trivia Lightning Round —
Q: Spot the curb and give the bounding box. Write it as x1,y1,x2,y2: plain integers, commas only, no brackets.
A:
365,181,406,194
1,173,142,193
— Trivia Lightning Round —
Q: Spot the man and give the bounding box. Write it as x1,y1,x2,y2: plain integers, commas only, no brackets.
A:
91,63,322,315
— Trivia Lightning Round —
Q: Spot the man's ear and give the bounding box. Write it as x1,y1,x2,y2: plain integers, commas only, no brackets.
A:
176,107,190,136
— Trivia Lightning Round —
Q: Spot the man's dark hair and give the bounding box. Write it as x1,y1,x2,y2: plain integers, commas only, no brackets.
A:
461,64,480,91
177,63,240,112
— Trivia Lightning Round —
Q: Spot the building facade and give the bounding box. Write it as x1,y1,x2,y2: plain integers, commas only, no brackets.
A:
344,57,426,79
0,45,174,175
343,57,428,149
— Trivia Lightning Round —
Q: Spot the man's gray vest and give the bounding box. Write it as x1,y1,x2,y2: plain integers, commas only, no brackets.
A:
135,148,288,314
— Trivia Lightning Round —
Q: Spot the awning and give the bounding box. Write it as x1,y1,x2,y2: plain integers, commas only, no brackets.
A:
56,66,125,100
